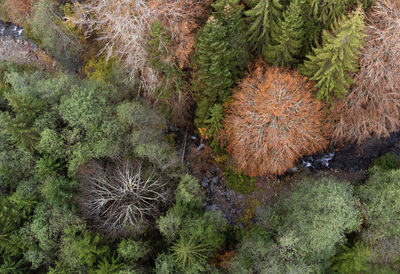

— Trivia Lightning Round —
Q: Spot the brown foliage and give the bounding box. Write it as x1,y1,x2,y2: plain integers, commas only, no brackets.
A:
221,60,331,176
330,0,400,145
77,159,171,237
148,0,211,68
211,250,235,270
187,144,218,178
67,0,208,127
3,0,36,25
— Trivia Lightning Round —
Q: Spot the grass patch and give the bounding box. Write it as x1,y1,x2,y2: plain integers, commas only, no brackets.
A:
224,169,257,194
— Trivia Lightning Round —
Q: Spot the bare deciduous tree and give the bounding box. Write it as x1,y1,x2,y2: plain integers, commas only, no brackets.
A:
330,0,400,144
67,0,157,90
67,0,209,90
77,159,171,237
148,0,211,68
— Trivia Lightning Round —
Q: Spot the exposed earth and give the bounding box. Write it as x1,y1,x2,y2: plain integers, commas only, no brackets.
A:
0,19,57,71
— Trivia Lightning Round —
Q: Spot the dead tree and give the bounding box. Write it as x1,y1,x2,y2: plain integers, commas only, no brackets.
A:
77,159,171,237
331,0,400,144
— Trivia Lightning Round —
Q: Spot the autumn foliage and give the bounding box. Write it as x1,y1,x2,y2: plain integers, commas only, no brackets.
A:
330,0,400,145
148,0,211,68
3,0,36,25
221,61,331,176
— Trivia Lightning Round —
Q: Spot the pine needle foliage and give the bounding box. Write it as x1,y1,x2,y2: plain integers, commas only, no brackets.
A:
330,241,371,273
194,0,249,137
264,0,305,66
309,0,353,27
245,0,282,54
170,234,212,273
300,6,365,105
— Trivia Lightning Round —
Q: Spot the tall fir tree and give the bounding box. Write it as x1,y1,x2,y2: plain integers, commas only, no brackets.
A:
245,0,282,54
309,0,353,27
300,6,365,105
300,0,355,56
264,0,305,66
195,16,234,104
194,0,249,136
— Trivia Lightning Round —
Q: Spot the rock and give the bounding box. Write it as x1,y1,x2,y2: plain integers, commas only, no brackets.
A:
210,165,218,175
211,176,219,184
204,204,219,212
201,177,209,187
286,166,299,174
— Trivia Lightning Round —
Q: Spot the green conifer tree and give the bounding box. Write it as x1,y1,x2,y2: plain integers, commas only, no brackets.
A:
196,16,234,103
309,0,353,27
245,0,282,54
264,0,305,65
300,6,365,105
194,1,249,135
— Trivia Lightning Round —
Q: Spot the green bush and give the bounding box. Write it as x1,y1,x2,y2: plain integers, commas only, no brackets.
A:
50,224,110,273
369,152,400,172
274,177,362,264
117,239,151,263
231,227,320,273
224,169,257,194
330,241,371,274
358,169,400,240
175,175,204,207
84,57,125,86
156,174,227,273
40,176,76,210
21,203,81,269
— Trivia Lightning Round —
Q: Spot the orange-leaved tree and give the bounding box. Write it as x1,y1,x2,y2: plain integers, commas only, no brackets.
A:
330,0,400,145
3,0,36,25
221,60,331,176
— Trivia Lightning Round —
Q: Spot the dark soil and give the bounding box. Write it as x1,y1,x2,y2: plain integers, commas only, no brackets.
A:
329,131,400,171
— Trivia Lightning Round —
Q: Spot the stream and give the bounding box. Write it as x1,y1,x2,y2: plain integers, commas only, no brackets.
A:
0,20,24,37
171,126,400,225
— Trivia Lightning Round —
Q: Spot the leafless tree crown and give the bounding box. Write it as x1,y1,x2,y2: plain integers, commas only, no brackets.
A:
77,159,170,237
331,0,400,144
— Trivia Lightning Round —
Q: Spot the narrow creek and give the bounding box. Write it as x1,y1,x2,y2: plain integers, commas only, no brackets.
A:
0,19,24,37
170,126,400,225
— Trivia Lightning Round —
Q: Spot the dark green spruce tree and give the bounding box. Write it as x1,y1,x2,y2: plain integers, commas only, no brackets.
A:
194,0,249,138
245,0,282,54
300,6,365,105
264,0,305,66
309,0,353,27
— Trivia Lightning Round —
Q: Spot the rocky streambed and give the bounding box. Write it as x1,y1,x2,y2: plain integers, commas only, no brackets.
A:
170,126,400,226
0,20,24,37
0,19,57,71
